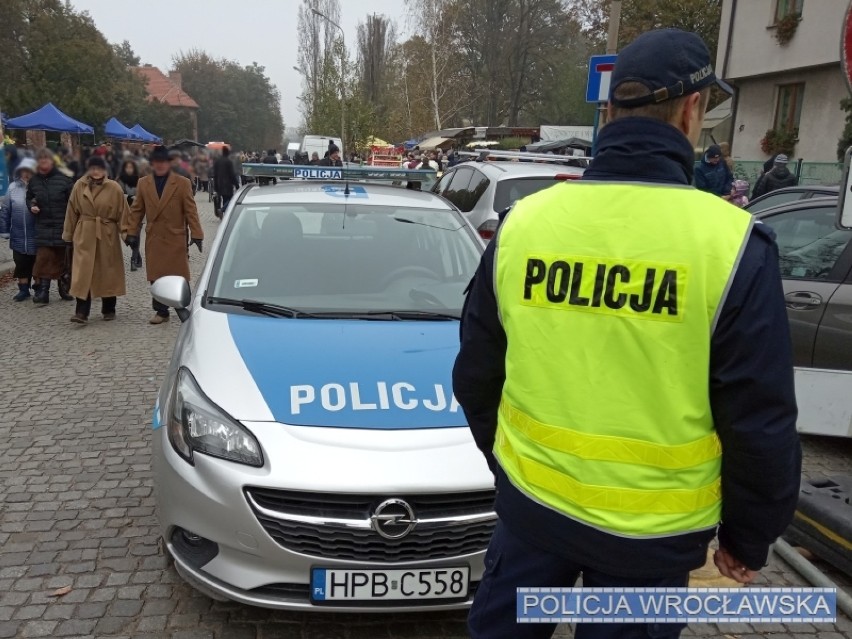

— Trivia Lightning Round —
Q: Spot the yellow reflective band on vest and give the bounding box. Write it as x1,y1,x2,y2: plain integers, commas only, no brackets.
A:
494,181,753,538
499,401,721,470
496,429,722,515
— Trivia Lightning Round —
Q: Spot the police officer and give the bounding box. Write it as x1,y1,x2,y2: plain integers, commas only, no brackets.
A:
453,29,801,639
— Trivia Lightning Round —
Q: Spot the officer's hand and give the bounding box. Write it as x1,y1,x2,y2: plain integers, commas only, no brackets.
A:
714,546,758,584
30,205,40,214
190,238,203,252
125,235,139,249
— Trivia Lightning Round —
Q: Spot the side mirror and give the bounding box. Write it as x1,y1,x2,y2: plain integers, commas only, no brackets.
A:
151,276,191,322
838,146,852,229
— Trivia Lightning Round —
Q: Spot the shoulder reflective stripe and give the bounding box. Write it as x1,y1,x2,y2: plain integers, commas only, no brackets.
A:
500,401,721,470
712,214,755,335
497,437,721,515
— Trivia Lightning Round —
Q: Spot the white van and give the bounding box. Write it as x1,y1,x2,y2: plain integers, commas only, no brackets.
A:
301,135,343,162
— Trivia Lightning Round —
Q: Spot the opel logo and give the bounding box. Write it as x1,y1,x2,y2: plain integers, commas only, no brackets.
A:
371,498,417,540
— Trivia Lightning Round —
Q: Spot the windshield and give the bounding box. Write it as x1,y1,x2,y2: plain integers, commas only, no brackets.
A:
208,203,481,316
493,177,564,212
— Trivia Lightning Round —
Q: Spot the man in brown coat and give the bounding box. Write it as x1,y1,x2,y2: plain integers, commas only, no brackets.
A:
63,156,129,323
123,145,203,324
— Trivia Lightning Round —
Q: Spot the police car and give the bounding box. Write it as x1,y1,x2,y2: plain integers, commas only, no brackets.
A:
149,164,496,611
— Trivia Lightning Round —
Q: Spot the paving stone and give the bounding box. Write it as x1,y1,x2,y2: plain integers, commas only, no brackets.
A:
108,598,144,617
54,618,98,636
18,619,58,637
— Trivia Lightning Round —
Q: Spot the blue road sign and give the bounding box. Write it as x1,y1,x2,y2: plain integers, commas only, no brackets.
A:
586,54,618,104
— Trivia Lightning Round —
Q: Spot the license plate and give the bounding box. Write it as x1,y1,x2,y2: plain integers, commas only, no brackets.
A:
311,566,470,602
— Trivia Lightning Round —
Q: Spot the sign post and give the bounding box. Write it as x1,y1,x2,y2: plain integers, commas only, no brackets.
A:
586,54,618,152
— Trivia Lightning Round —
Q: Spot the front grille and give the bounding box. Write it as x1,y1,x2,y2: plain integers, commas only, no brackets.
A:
245,487,496,562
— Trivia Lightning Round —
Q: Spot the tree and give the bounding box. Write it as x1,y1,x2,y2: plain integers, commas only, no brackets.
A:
452,0,592,126
297,0,342,135
0,0,149,134
172,50,284,150
357,14,397,123
406,0,465,130
113,40,140,67
568,0,722,59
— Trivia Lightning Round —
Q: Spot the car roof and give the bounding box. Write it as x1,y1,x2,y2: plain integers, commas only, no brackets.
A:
447,161,583,180
238,181,453,210
754,195,839,218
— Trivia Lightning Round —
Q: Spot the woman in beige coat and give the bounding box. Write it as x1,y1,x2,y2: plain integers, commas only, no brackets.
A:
62,156,130,324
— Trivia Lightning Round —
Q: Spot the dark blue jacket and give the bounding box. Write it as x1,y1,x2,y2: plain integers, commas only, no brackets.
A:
694,152,734,196
453,117,801,577
0,178,37,255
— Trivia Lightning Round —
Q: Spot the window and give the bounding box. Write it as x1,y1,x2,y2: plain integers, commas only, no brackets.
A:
746,189,804,213
761,206,852,280
773,83,805,132
210,203,480,314
775,0,803,23
494,177,564,212
442,167,474,211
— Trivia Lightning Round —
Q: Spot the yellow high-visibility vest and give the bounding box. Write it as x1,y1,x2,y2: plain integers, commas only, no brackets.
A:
494,181,753,537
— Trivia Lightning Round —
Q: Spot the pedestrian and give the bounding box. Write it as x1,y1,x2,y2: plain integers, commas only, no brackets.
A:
193,151,210,192
212,146,240,218
117,160,142,271
26,147,74,305
309,152,320,166
694,143,733,198
0,158,38,301
453,28,801,639
319,144,343,167
62,156,129,324
751,154,797,199
259,149,279,186
122,145,204,325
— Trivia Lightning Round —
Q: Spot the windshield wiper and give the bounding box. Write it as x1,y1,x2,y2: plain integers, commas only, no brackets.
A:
206,296,316,318
347,309,460,321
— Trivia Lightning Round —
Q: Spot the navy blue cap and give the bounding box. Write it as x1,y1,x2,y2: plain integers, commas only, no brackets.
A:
610,28,733,107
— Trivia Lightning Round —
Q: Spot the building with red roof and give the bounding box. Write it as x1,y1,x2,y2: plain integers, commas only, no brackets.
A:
134,65,199,140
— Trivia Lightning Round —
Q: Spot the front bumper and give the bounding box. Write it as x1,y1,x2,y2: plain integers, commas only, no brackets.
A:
153,420,494,611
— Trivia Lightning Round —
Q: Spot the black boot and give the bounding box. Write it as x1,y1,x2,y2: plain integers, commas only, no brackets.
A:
33,279,50,305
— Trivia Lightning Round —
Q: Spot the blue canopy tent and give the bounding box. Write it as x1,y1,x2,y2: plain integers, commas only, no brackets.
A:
104,117,142,141
5,102,94,134
130,124,161,143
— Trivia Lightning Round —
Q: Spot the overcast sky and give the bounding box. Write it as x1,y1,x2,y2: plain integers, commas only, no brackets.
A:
71,0,409,130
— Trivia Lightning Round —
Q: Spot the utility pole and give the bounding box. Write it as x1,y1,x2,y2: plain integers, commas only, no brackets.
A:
599,1,622,130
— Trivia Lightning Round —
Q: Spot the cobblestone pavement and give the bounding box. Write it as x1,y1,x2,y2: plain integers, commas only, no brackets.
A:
0,194,851,638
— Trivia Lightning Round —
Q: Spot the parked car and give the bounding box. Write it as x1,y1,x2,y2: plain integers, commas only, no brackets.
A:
149,173,495,610
755,196,852,437
746,185,839,214
432,159,584,240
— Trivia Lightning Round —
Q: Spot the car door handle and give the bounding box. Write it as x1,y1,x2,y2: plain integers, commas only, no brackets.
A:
785,291,823,310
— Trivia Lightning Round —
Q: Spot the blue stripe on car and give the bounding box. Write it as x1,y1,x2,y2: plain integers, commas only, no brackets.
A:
227,315,466,429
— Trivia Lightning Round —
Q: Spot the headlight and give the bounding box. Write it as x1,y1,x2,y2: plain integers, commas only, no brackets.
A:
168,368,263,467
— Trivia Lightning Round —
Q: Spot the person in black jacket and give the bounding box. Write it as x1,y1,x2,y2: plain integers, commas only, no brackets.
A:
212,147,241,217
319,144,343,167
26,148,73,304
454,29,800,639
259,149,278,186
752,154,797,199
